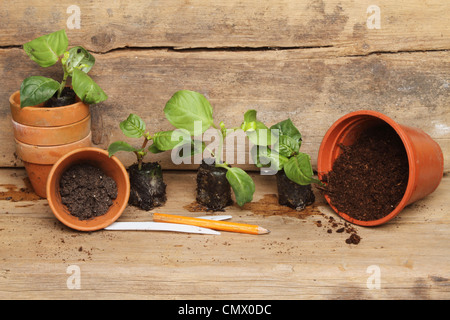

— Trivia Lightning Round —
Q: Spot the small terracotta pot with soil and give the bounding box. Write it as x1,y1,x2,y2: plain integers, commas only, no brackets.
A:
196,159,233,211
127,162,167,211
318,110,444,226
46,147,130,232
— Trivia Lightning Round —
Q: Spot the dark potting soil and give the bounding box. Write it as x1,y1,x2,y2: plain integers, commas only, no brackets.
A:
59,163,118,220
128,162,167,211
276,170,315,211
324,125,409,221
196,159,233,211
44,87,77,108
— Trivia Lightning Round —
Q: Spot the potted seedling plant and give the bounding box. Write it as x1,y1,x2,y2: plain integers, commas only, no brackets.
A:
9,29,108,197
242,110,320,210
164,90,255,211
108,113,195,211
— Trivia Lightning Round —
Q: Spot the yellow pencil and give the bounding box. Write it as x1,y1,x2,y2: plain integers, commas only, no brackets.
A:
153,213,270,235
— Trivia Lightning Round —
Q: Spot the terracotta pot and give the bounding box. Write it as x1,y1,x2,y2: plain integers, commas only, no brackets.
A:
46,147,130,232
12,115,91,146
9,90,90,126
9,90,92,198
15,133,92,198
317,110,444,226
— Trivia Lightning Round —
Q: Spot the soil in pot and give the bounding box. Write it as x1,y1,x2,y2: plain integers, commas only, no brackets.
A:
59,163,118,220
128,162,167,211
44,87,77,108
323,125,409,222
276,170,315,211
196,159,233,211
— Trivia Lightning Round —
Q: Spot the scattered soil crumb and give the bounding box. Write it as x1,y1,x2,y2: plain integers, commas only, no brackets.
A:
0,178,42,201
244,194,322,218
185,194,362,245
184,201,215,213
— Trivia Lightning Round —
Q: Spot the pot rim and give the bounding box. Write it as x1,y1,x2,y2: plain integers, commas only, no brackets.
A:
9,90,89,127
318,110,421,227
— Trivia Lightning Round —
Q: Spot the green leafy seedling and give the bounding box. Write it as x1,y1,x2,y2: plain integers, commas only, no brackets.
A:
108,113,193,170
20,29,107,108
164,90,255,207
242,110,322,186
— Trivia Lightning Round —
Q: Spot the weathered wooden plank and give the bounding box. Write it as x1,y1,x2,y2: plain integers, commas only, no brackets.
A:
0,168,448,299
1,48,448,170
0,0,449,54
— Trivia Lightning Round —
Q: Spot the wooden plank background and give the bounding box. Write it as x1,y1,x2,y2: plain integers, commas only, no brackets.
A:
0,0,449,171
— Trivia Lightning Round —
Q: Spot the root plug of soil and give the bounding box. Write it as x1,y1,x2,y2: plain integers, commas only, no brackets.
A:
324,125,409,221
59,163,118,220
196,159,233,211
276,170,315,211
128,162,167,211
44,87,77,108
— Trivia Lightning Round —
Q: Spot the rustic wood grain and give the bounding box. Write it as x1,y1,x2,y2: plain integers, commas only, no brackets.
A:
0,168,448,299
0,0,448,301
1,48,448,170
1,0,449,170
0,0,449,54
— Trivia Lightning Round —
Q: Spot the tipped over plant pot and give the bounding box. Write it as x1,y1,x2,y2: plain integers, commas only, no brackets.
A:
10,29,107,198
46,147,130,232
317,110,444,226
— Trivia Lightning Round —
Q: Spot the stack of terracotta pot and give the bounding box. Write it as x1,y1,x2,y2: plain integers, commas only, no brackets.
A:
9,90,92,198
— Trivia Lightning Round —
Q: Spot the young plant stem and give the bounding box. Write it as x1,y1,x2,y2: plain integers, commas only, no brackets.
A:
214,121,226,167
136,134,152,170
57,71,69,98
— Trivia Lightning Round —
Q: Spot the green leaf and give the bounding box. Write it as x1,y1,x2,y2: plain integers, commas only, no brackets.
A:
152,129,191,151
241,109,260,132
62,46,95,74
276,134,300,158
119,113,146,138
108,141,137,157
243,109,257,123
164,90,214,134
23,29,68,67
148,144,164,154
270,119,302,143
20,76,60,108
225,167,255,206
246,122,275,146
241,109,275,146
251,145,288,171
283,153,316,185
71,68,108,104
172,139,206,159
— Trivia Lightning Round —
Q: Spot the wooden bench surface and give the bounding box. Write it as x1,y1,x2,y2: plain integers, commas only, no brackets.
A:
0,168,448,299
